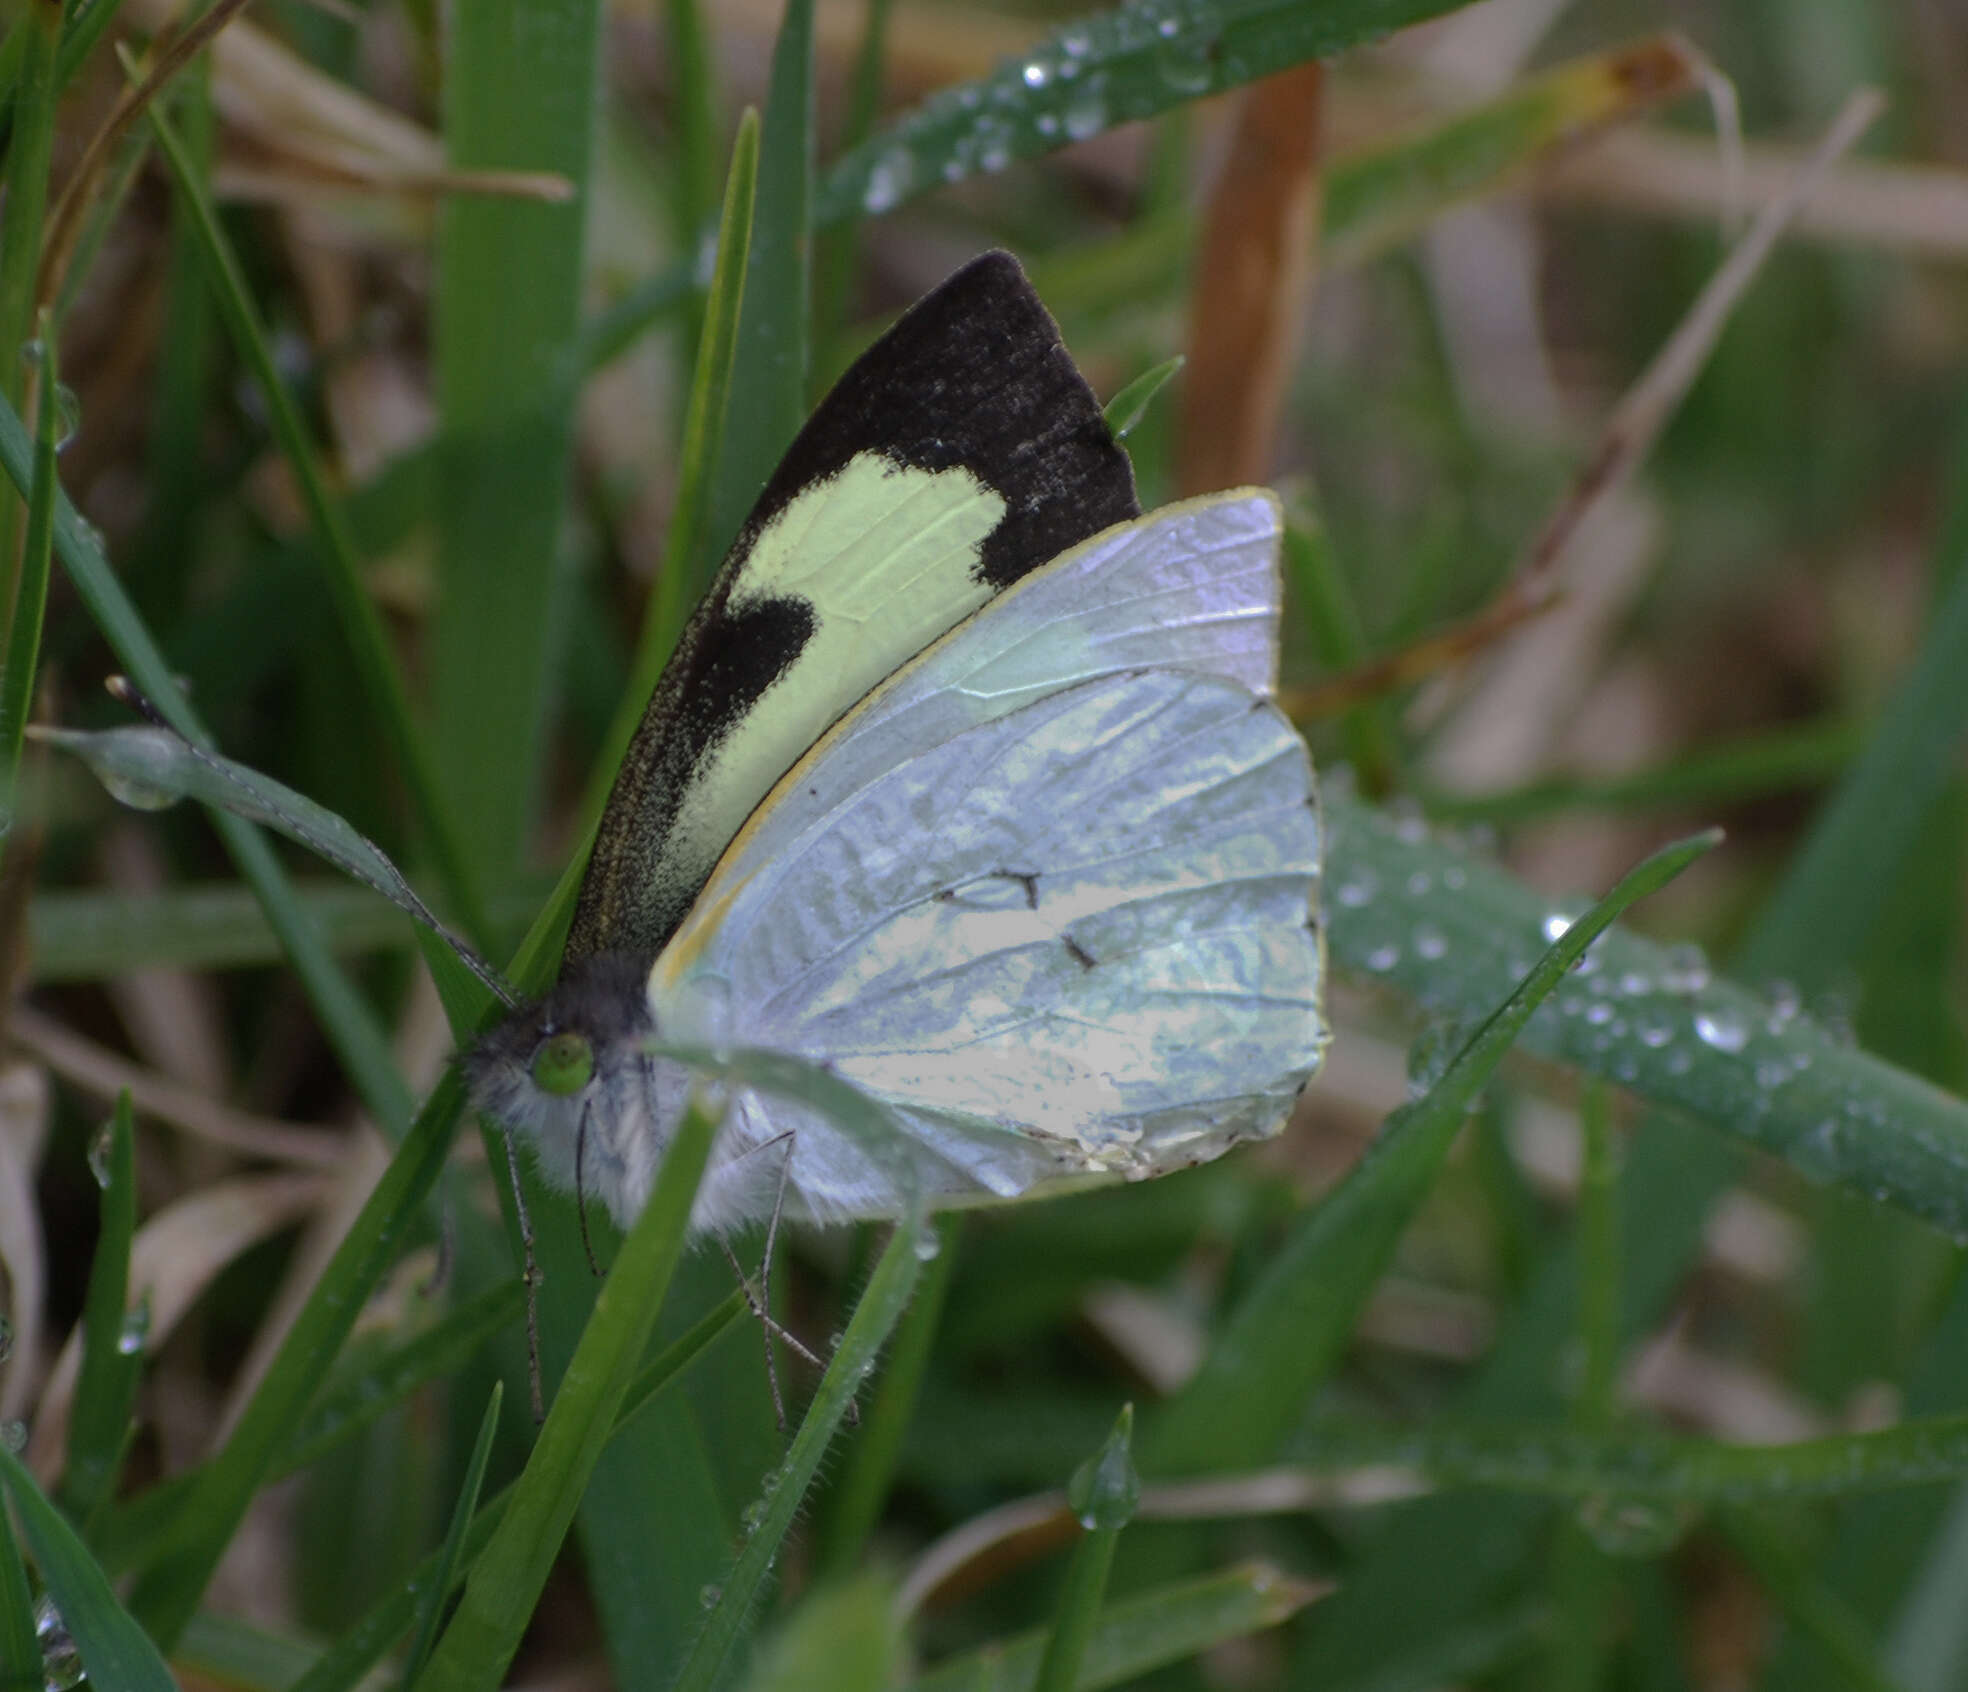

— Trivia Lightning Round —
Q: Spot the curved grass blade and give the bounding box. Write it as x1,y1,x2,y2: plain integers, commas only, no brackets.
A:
1103,355,1184,441
816,0,1471,226
31,706,510,1004
0,315,57,833
59,1092,139,1534
671,1204,928,1692
1324,789,1968,1241
0,1447,174,1692
1146,829,1720,1474
408,1098,716,1692
0,1488,32,1692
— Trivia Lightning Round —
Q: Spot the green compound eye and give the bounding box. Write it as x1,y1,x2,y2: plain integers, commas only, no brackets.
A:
531,1031,594,1098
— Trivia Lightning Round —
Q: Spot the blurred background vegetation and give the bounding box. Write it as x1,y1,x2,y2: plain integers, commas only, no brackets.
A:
2,0,1968,1688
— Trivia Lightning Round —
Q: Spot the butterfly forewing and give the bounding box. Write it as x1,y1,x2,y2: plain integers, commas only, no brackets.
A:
568,253,1138,969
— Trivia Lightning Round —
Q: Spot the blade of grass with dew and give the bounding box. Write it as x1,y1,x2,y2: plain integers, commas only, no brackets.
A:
0,1447,174,1692
814,0,1474,227
1033,1407,1138,1692
590,108,758,834
1144,829,1719,1474
399,1382,502,1689
670,1205,929,1692
120,1074,469,1648
904,1562,1324,1692
430,0,605,895
141,89,488,947
59,1091,138,1535
1323,790,1968,1237
814,1213,962,1578
408,1098,715,1692
0,312,57,831
0,387,411,1131
704,0,812,566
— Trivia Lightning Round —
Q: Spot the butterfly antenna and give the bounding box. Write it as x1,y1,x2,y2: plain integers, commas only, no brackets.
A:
500,1129,546,1423
104,677,520,1009
574,1108,602,1278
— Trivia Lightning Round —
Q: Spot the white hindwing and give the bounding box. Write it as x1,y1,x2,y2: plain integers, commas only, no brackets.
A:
655,491,1326,1224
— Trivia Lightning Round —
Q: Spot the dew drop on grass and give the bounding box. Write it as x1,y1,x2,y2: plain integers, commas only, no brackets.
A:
1335,870,1377,908
1542,912,1574,943
1638,1018,1675,1049
1577,1493,1688,1557
913,1227,942,1261
861,148,912,213
1662,943,1711,993
1062,77,1109,141
1413,926,1447,962
118,1297,151,1356
88,1124,115,1186
37,1595,83,1692
1765,978,1802,1033
700,1584,722,1610
1405,870,1432,897
1022,58,1050,87
1365,943,1400,973
1693,1005,1748,1053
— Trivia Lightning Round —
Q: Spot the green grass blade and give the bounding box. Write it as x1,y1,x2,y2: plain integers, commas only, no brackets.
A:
814,1213,960,1577
672,1206,928,1692
705,0,812,563
1146,829,1718,1474
122,1074,468,1648
663,0,721,266
1282,506,1401,792
0,385,411,1131
905,1563,1322,1692
59,1091,139,1534
0,314,57,827
409,1098,715,1692
816,0,1471,225
400,1382,503,1689
141,89,487,946
1723,1512,1903,1692
0,1447,174,1692
1102,355,1184,441
1033,1406,1138,1692
0,0,56,429
0,1472,33,1692
1325,789,1968,1238
428,0,604,895
812,0,893,349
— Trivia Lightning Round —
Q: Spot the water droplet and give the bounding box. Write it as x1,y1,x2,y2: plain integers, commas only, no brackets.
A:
1392,803,1427,845
1764,979,1801,1033
1638,1018,1675,1049
1542,912,1574,943
37,1595,84,1691
1158,13,1181,36
1062,78,1108,142
1442,865,1467,891
88,1124,115,1186
1405,870,1432,898
118,1297,151,1356
1693,1005,1748,1053
1619,972,1652,997
740,1499,765,1534
1066,1414,1140,1532
861,147,913,214
1788,1119,1843,1181
1,1421,26,1454
760,1469,781,1496
1585,1002,1614,1028
1662,943,1711,994
1756,1059,1791,1089
1413,926,1448,962
1576,1493,1688,1557
1335,871,1377,908
699,1584,722,1610
1022,58,1050,88
1035,111,1059,137
913,1227,942,1261
1365,943,1400,973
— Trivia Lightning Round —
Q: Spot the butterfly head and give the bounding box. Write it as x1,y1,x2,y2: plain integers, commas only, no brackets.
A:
463,953,680,1225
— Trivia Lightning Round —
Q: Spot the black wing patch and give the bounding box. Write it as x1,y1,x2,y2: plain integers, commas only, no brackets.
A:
566,251,1140,970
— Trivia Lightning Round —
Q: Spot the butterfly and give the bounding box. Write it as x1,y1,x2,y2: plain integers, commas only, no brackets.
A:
461,251,1329,1237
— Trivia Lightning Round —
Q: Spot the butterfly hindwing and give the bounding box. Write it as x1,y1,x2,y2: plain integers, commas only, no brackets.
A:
566,252,1139,969
652,492,1325,1224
